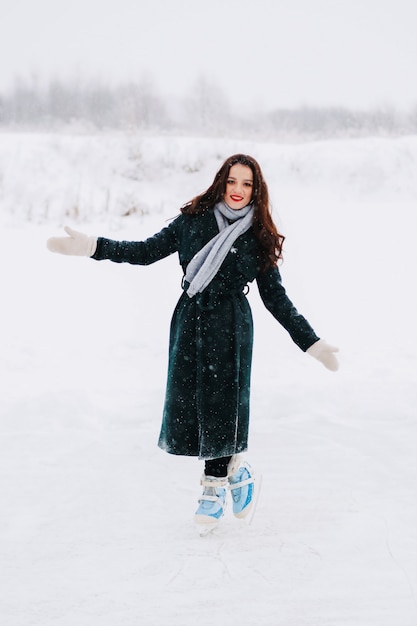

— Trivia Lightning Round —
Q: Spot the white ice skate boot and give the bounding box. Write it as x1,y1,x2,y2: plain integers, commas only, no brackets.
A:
194,475,227,535
228,459,258,522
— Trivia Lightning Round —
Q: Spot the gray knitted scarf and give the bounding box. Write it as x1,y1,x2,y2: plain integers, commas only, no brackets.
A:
184,201,255,298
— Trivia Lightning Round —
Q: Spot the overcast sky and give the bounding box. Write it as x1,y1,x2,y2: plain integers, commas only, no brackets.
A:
1,0,417,110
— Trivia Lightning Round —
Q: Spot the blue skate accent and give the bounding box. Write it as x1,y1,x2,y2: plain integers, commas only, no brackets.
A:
228,463,254,518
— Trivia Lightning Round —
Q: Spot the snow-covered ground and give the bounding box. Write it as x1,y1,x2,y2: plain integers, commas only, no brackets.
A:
1,132,417,625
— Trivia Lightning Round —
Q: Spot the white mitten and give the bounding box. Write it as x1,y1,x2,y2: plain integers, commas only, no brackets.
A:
47,226,97,257
307,339,339,371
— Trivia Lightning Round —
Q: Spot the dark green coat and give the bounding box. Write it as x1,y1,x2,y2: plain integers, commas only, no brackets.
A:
92,209,319,459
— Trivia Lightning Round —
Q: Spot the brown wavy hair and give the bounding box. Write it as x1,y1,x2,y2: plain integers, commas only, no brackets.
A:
181,154,284,269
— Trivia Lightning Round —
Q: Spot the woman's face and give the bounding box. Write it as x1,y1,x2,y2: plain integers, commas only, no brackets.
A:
223,164,254,210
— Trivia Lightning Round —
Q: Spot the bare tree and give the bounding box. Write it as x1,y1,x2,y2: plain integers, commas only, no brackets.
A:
183,75,232,134
117,74,171,130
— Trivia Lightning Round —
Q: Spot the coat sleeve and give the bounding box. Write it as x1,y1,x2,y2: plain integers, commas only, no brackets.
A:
256,266,320,351
91,218,180,265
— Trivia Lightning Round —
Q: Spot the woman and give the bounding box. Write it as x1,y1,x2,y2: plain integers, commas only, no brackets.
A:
47,154,339,533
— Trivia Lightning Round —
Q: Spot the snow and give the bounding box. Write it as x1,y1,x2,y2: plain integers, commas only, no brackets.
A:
1,132,417,625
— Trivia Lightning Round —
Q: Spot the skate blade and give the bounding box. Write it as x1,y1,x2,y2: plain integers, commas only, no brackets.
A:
196,523,218,537
194,516,220,537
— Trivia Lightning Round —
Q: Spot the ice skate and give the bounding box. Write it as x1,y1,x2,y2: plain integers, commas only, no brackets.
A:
228,460,259,522
194,475,227,535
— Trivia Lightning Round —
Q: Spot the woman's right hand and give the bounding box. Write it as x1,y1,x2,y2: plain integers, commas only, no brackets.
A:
47,226,97,257
307,339,339,371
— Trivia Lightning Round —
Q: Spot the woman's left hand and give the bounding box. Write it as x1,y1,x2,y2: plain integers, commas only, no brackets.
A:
307,339,339,371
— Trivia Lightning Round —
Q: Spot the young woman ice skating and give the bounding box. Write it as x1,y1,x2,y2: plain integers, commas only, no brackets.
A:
47,154,339,534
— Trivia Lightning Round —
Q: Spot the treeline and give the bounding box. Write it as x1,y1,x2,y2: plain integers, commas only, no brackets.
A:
1,75,416,139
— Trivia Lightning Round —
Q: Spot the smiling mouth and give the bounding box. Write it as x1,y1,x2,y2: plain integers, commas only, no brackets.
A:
230,195,243,202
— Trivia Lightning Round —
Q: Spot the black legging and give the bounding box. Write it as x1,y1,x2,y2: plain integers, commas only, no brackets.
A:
204,456,232,478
